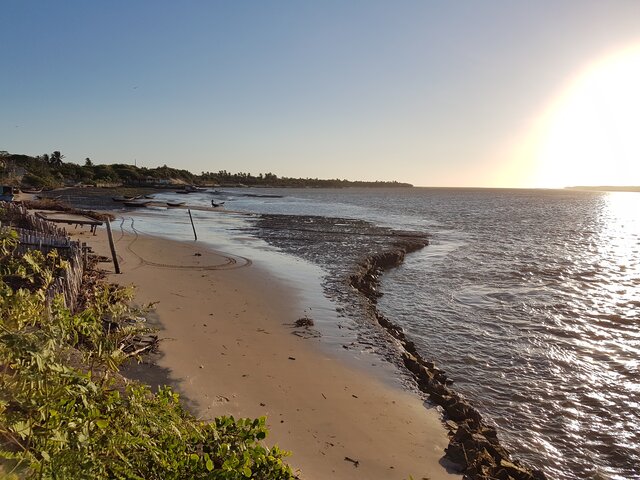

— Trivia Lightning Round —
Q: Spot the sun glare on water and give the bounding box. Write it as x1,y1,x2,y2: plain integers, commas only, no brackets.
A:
531,45,640,188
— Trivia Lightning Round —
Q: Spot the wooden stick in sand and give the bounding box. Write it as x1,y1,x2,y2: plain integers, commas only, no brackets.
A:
105,220,121,274
188,209,197,241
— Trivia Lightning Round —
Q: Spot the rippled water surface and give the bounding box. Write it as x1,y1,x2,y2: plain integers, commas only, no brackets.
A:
218,187,639,480
80,186,639,479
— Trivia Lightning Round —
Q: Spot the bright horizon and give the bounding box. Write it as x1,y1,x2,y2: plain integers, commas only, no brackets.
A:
2,1,640,188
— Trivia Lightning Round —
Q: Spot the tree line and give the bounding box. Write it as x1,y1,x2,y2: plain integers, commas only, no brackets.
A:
0,151,412,188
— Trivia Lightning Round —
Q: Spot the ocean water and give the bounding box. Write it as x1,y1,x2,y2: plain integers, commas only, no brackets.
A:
210,187,639,480
109,187,639,480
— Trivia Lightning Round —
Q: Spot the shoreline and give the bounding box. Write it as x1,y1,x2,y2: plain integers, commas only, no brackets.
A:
15,182,636,479
249,212,547,479
72,218,460,480
349,245,548,480
29,186,547,479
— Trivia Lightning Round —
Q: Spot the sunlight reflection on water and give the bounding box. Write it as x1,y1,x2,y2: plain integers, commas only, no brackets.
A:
111,187,639,480
371,189,640,480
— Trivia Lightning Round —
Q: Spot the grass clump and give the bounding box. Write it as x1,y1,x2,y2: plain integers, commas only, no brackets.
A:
0,227,293,479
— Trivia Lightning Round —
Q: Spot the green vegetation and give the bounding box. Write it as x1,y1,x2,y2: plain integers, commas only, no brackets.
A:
199,170,412,188
0,152,195,189
0,151,412,188
0,224,293,479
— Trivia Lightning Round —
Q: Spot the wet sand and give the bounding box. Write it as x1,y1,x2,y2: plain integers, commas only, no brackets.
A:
71,221,460,480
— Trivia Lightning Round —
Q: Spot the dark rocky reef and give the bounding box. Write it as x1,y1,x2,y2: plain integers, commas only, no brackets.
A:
248,213,548,479
349,240,425,301
349,244,548,480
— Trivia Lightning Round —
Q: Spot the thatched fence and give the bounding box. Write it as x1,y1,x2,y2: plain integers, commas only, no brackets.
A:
1,202,86,311
0,202,69,236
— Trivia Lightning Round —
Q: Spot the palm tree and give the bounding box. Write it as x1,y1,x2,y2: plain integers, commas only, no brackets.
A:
49,151,64,167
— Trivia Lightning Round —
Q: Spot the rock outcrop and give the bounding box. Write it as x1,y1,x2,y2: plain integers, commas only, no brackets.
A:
250,213,549,479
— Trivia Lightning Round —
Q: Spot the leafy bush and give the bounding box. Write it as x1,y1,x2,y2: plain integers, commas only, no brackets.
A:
20,173,54,189
0,228,293,479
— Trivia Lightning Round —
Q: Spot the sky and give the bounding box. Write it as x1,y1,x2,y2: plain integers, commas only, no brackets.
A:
2,1,640,187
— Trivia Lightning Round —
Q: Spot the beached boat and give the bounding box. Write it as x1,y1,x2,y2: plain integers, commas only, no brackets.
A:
211,201,225,208
113,195,142,202
21,187,43,194
123,200,151,207
166,201,186,207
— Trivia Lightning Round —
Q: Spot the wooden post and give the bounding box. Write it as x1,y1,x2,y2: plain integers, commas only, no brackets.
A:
105,220,121,274
188,209,197,241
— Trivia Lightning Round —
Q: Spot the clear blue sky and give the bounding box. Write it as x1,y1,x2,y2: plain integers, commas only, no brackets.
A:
2,1,640,186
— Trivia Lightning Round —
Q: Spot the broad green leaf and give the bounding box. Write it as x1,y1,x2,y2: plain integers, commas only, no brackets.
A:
95,419,108,429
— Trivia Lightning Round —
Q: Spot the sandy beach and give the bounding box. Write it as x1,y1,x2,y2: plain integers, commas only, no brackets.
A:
71,219,460,480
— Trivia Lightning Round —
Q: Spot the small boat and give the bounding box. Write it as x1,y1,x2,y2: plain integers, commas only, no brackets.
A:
113,195,142,202
21,187,43,194
166,201,186,207
176,185,206,193
124,200,151,207
211,201,225,208
242,193,283,198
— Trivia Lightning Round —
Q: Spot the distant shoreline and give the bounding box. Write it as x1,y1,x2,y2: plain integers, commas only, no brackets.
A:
0,151,414,190
565,185,640,192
